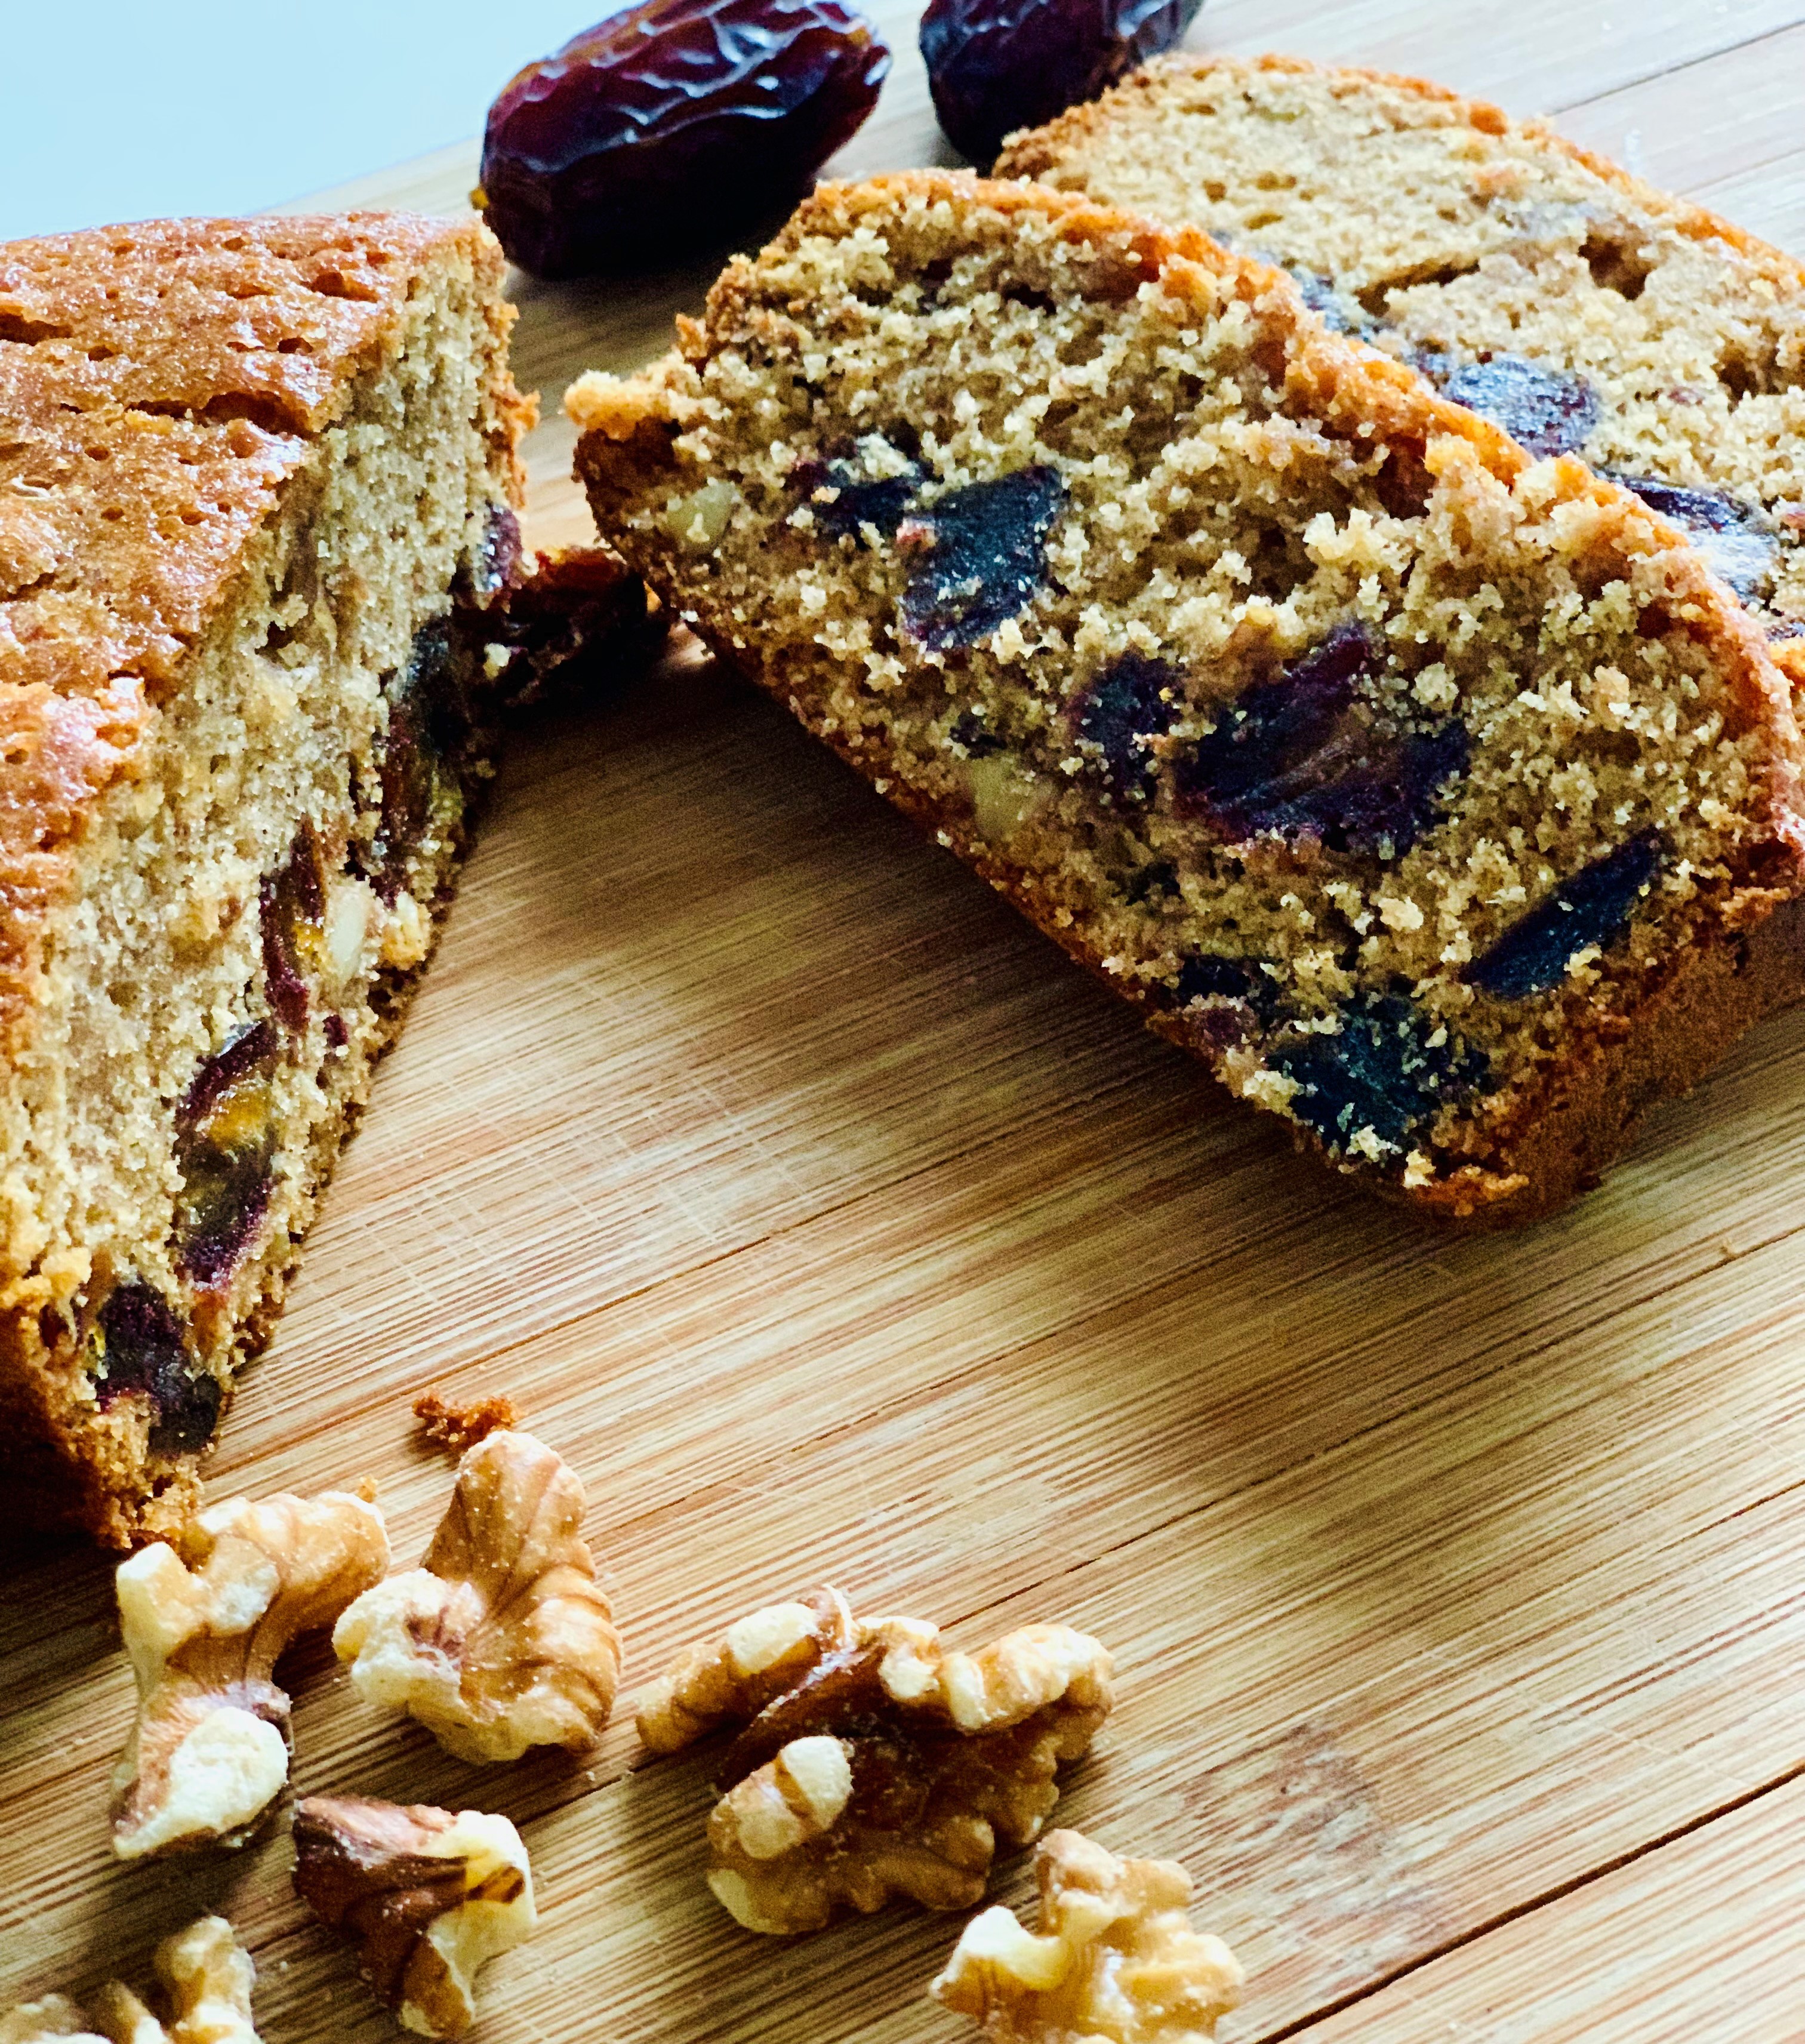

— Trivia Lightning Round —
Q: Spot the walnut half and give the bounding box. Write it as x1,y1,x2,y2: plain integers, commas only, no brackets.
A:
291,1795,537,2040
332,1430,621,1763
0,1916,262,2044
637,1586,1113,1934
110,1491,389,1858
931,1830,1243,2043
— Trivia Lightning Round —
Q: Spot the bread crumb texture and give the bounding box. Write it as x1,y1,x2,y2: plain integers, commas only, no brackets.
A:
574,173,1805,1224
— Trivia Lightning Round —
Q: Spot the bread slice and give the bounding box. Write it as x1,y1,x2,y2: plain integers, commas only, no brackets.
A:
0,214,531,1546
996,54,1805,683
571,174,1805,1227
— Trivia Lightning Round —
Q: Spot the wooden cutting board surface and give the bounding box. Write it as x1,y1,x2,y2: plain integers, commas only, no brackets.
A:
5,4,1804,2039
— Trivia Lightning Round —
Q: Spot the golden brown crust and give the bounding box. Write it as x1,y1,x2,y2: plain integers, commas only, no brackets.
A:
0,214,518,1039
574,171,1805,1228
0,216,500,689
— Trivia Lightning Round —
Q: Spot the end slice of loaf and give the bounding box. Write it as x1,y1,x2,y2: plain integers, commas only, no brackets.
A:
571,173,1805,1227
997,54,1805,681
0,214,531,1545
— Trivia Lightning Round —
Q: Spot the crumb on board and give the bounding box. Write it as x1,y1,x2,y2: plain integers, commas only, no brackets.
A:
412,1390,522,1455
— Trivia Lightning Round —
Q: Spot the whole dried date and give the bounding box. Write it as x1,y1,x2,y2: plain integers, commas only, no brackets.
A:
920,0,1203,166
479,0,891,278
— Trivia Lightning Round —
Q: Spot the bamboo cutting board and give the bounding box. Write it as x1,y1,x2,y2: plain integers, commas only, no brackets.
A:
4,4,1804,2039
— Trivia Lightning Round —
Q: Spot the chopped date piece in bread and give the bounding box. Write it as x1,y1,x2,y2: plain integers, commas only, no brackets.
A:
1169,623,1469,856
1603,478,1778,604
173,1020,281,1291
898,466,1067,648
1076,651,1184,801
1466,833,1662,1001
1422,352,1600,461
94,1283,222,1458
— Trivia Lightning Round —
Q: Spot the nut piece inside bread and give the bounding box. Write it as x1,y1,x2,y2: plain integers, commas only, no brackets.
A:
0,213,532,1546
570,172,1805,1226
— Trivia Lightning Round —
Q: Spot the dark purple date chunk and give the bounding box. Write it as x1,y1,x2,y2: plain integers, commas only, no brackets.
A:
480,0,891,278
463,504,525,605
260,827,325,1036
1286,267,1372,338
174,1021,279,1291
1175,953,1256,1002
790,438,926,541
1077,652,1184,800
1467,833,1660,1001
898,465,1065,649
480,546,664,710
1423,352,1599,460
1607,476,1778,602
1156,943,1281,1055
920,0,1204,165
94,1283,221,1455
1274,992,1482,1153
371,618,471,903
1176,623,1468,855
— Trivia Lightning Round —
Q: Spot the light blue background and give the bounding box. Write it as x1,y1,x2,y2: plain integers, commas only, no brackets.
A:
0,1,637,241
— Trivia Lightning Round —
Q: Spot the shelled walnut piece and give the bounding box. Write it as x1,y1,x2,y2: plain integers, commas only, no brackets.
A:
292,1796,537,2040
638,1586,1114,1933
110,1489,389,1858
0,1915,263,2044
932,1830,1243,2043
333,1430,621,1763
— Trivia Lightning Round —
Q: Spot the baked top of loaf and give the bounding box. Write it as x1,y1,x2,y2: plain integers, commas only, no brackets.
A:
997,55,1805,658
572,173,1805,1220
0,216,526,695
0,216,529,1046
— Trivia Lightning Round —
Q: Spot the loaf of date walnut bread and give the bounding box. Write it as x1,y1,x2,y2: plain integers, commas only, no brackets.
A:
0,214,534,1547
997,54,1805,681
571,173,1805,1226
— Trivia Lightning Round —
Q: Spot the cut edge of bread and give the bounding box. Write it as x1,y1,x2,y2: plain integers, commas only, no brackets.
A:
0,212,531,1546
